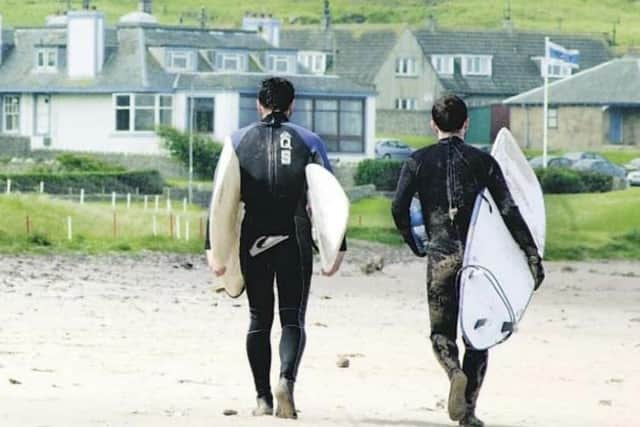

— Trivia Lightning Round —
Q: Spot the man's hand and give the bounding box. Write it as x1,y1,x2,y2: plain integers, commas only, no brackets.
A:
528,255,545,291
322,251,345,277
206,250,227,277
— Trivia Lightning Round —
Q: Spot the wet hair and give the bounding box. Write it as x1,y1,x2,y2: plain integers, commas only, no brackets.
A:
431,95,468,132
258,77,295,112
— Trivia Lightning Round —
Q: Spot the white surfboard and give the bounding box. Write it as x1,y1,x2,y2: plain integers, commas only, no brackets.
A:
208,137,245,298
459,128,546,350
305,164,350,272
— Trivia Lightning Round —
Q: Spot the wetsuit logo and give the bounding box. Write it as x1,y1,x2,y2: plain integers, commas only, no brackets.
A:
280,131,292,166
249,235,290,257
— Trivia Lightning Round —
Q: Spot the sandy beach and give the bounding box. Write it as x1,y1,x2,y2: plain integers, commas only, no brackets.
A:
0,243,638,427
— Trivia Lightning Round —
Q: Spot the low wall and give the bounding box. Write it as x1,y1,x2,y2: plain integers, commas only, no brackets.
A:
376,109,430,136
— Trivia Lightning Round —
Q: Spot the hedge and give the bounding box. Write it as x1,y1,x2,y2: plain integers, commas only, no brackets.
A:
354,159,403,191
535,168,613,194
157,127,222,179
0,170,164,195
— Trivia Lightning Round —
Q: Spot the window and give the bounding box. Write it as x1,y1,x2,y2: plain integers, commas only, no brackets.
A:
395,57,417,76
2,95,20,133
395,98,417,110
36,48,58,71
167,50,193,71
290,97,365,153
268,54,294,73
462,55,492,76
431,55,454,75
239,96,258,128
545,60,572,78
214,52,248,72
114,94,174,132
547,108,558,129
188,97,215,133
298,51,326,74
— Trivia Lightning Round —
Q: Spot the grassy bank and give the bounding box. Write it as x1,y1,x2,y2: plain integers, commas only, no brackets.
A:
348,189,640,260
0,194,205,254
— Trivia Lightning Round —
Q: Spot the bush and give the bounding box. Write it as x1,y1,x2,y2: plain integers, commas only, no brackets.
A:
354,159,403,191
157,127,222,179
56,153,125,172
0,170,164,194
535,168,613,194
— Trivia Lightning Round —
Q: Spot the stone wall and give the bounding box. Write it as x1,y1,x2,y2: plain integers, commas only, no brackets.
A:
376,109,430,136
0,136,30,158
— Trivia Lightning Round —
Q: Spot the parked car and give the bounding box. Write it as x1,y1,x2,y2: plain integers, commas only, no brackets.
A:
563,151,607,163
528,155,574,169
624,158,640,171
375,139,413,160
571,159,627,178
627,170,640,186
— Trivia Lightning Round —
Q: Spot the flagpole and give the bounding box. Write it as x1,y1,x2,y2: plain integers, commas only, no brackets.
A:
543,36,550,169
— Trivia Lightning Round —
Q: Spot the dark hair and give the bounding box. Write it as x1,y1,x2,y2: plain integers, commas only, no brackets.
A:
431,95,468,132
258,77,295,112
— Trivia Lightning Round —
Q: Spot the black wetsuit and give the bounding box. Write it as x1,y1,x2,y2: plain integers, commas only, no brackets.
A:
207,112,345,403
391,136,539,414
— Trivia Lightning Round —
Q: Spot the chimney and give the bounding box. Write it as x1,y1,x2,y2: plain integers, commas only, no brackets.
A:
67,10,105,79
242,13,281,47
426,15,437,32
139,0,153,15
322,0,332,32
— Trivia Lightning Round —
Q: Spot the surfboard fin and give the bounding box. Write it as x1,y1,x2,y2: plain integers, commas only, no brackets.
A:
501,322,514,333
474,319,487,330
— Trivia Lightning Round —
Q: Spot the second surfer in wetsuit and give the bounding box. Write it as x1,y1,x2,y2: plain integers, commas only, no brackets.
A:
391,95,545,427
207,77,346,419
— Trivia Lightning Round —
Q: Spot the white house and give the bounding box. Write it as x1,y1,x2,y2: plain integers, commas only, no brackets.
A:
0,2,376,162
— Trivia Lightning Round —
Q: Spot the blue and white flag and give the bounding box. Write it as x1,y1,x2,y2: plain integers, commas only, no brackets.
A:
546,39,580,69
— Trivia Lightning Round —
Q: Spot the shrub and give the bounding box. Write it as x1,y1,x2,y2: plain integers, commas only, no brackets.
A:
0,170,164,195
157,127,222,179
535,168,613,194
56,153,125,172
354,159,403,191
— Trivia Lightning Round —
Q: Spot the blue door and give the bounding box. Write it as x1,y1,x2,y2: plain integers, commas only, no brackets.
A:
609,109,623,144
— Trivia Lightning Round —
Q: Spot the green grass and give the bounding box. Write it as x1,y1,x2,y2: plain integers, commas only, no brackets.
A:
0,194,206,254
2,1,638,50
349,189,640,260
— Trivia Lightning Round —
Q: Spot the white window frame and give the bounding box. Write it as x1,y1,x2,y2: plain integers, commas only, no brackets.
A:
268,54,293,73
431,55,454,75
2,95,20,134
395,57,417,76
298,51,326,74
113,94,175,133
461,55,492,76
395,98,417,111
221,53,243,71
167,50,193,72
35,47,58,72
545,60,572,78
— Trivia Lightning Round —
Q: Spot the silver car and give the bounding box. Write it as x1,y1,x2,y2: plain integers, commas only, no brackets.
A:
528,155,574,169
627,170,640,186
375,139,413,160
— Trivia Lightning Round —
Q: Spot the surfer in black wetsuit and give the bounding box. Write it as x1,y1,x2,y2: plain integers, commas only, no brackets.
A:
391,95,545,427
206,77,346,419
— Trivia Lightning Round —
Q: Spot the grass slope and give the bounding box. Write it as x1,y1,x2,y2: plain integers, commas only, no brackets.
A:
349,188,640,260
0,194,205,253
1,1,637,49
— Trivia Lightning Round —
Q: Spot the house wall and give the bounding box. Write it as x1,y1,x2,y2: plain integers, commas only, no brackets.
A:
622,108,640,146
374,29,443,111
376,109,430,136
509,106,606,150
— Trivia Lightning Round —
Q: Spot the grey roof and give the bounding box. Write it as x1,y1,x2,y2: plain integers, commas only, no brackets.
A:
281,28,400,86
414,30,612,97
0,25,370,97
504,58,640,106
143,26,272,50
176,72,374,96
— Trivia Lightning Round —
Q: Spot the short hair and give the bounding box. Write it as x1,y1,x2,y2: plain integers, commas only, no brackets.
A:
258,77,295,112
431,95,468,132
